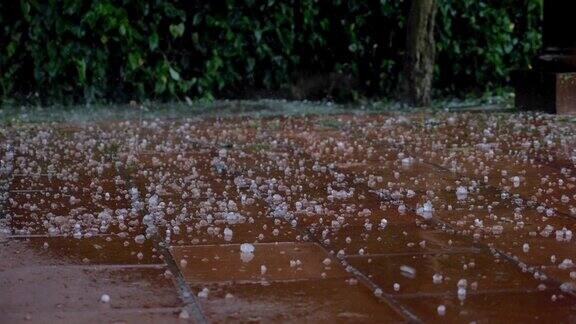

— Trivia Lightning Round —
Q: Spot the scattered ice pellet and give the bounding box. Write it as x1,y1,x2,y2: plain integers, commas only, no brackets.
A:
433,273,443,284
416,201,434,219
134,234,146,244
323,258,332,266
456,186,468,200
100,294,110,303
437,305,446,316
374,288,383,297
179,309,190,319
522,243,530,253
457,287,466,301
224,227,233,241
197,288,209,298
261,265,267,275
240,243,255,254
393,283,400,291
380,218,388,229
400,265,416,279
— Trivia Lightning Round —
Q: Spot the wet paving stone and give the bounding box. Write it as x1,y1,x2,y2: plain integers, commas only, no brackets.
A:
0,238,180,322
347,252,545,296
171,242,348,284
399,290,576,323
1,111,575,322
194,278,406,323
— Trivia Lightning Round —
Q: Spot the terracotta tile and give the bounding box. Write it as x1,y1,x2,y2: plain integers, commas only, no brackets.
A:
195,278,406,323
347,252,543,295
0,265,181,315
2,236,162,266
171,242,348,284
315,223,476,256
399,290,576,323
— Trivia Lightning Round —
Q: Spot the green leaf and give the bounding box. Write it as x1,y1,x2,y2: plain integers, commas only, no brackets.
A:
169,23,185,38
149,33,159,51
128,52,141,70
169,66,180,81
76,59,87,84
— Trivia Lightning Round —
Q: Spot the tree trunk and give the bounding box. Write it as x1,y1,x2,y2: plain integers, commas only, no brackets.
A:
400,0,437,107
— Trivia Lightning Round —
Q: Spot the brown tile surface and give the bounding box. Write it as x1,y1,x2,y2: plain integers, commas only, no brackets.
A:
171,242,348,284
195,278,406,323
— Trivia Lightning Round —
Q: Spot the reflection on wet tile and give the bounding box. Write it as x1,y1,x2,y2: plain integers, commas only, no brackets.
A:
0,265,181,315
399,290,576,323
172,242,348,284
195,278,406,323
347,252,543,295
8,236,163,265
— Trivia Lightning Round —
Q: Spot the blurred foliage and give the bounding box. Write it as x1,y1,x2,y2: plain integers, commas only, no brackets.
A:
0,0,542,104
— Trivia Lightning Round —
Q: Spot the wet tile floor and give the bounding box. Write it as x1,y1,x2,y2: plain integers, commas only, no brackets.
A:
1,111,576,323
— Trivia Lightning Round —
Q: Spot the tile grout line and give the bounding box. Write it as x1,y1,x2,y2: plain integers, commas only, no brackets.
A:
120,157,207,324
291,222,422,323
156,240,208,324
409,151,576,298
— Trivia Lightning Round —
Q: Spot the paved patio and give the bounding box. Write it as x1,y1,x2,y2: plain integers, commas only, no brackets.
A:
1,110,575,323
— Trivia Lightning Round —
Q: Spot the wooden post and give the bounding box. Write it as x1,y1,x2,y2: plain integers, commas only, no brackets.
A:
514,1,576,114
400,0,437,107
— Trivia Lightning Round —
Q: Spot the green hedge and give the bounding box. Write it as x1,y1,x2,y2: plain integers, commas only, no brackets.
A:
0,0,542,104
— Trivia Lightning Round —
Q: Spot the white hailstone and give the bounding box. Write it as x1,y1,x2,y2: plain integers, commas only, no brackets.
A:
393,283,400,291
522,243,530,253
179,309,190,319
457,287,467,301
437,305,446,316
224,228,233,241
240,243,255,254
134,234,146,244
560,282,575,293
261,265,267,275
474,219,484,228
433,273,443,284
197,288,209,298
180,259,188,268
559,259,574,270
323,258,332,266
345,237,352,244
272,228,279,236
416,201,434,219
380,218,388,229
225,293,234,299
100,294,111,303
398,204,407,214
401,157,413,166
400,265,416,279
374,288,383,297
456,186,468,200
137,252,144,260
492,225,504,235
